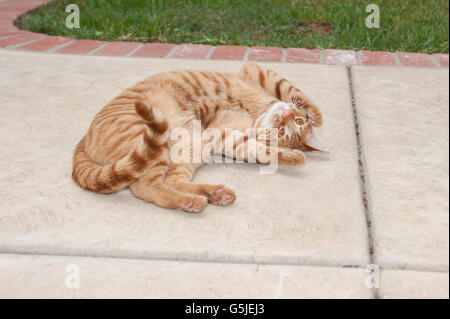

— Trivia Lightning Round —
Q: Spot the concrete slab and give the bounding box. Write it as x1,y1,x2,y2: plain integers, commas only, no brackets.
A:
0,254,372,298
0,49,368,267
352,66,449,271
380,269,449,299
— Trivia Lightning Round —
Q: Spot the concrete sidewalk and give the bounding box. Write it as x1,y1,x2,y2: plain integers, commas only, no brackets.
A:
0,49,448,299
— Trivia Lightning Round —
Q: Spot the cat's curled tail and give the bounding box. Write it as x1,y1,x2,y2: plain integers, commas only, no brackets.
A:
72,101,169,194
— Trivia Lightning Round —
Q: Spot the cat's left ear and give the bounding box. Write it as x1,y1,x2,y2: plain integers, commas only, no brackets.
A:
305,132,329,152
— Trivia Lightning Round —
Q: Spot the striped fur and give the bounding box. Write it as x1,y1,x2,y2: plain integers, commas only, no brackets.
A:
72,100,169,194
72,63,323,212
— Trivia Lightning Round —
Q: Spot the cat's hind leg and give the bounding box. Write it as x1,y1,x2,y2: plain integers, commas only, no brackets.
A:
239,63,322,126
165,163,236,207
130,163,208,213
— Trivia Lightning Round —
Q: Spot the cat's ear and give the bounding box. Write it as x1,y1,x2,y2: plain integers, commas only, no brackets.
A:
305,133,329,152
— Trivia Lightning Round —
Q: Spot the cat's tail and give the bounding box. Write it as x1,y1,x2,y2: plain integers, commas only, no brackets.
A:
72,101,169,194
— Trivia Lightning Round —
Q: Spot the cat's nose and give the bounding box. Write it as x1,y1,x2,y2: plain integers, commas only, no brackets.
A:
282,109,292,119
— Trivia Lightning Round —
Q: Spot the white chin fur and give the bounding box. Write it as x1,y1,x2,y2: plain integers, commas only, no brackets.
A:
257,102,289,127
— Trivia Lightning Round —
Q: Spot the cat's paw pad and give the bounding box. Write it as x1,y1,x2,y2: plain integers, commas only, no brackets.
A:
207,186,236,206
278,149,306,166
181,196,208,213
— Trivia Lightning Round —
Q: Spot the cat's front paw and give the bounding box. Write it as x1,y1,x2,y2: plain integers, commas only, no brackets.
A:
277,149,306,166
206,185,236,206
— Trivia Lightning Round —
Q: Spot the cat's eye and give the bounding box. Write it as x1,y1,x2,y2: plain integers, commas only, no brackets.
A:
295,118,305,125
278,128,285,137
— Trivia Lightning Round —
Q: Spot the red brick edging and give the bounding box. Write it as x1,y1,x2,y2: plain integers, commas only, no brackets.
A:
1,0,448,68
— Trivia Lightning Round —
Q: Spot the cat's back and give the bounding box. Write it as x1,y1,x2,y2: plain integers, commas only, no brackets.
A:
81,68,260,164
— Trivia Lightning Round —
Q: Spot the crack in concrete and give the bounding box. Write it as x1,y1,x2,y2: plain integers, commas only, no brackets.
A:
1,251,446,274
346,66,379,299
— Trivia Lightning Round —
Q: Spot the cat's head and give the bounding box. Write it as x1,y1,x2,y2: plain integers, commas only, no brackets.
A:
253,97,328,152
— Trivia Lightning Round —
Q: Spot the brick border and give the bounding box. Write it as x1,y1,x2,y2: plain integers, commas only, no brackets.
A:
0,0,448,68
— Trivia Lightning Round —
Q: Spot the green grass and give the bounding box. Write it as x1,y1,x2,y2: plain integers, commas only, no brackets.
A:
17,0,449,53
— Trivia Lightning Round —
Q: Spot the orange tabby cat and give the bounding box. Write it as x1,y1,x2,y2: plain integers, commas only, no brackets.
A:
72,63,327,212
